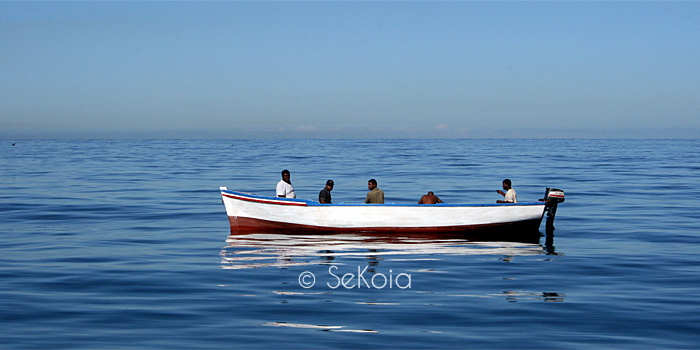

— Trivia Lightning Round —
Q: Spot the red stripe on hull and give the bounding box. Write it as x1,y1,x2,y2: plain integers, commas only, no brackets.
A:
228,216,543,243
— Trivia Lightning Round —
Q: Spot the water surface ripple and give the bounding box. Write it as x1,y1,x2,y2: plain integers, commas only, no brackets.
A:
2,139,699,349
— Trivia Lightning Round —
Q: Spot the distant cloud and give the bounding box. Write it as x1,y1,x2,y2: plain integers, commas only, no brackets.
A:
294,125,319,132
434,124,448,130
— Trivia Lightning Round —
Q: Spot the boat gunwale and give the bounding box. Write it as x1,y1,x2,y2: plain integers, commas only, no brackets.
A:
221,188,546,208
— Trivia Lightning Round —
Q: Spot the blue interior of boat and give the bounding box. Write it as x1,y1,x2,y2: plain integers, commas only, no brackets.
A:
221,189,545,207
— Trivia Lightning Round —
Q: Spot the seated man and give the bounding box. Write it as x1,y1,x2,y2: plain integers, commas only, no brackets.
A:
496,179,517,203
365,179,384,204
276,169,296,198
418,191,443,204
319,180,334,204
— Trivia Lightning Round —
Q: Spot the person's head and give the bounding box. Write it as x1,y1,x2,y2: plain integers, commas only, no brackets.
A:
325,179,334,191
428,191,434,196
281,169,291,183
368,179,377,190
502,179,512,190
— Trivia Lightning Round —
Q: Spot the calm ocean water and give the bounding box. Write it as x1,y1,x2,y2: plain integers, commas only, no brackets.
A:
2,139,699,349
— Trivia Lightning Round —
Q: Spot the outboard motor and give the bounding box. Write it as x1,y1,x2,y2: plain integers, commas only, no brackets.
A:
541,188,565,235
544,188,565,204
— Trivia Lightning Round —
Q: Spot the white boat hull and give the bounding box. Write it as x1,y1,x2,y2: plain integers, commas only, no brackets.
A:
220,187,548,240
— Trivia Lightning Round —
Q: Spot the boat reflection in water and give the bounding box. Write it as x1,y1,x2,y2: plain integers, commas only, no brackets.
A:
220,232,552,270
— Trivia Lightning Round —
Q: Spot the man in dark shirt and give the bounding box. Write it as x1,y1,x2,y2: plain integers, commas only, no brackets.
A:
319,180,334,204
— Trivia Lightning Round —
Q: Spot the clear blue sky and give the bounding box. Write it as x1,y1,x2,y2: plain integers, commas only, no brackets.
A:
2,1,699,139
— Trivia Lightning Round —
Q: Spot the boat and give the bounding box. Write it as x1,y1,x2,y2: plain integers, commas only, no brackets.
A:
220,187,564,241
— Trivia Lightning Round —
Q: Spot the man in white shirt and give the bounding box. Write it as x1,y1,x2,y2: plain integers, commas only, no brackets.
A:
497,179,517,203
276,169,296,198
